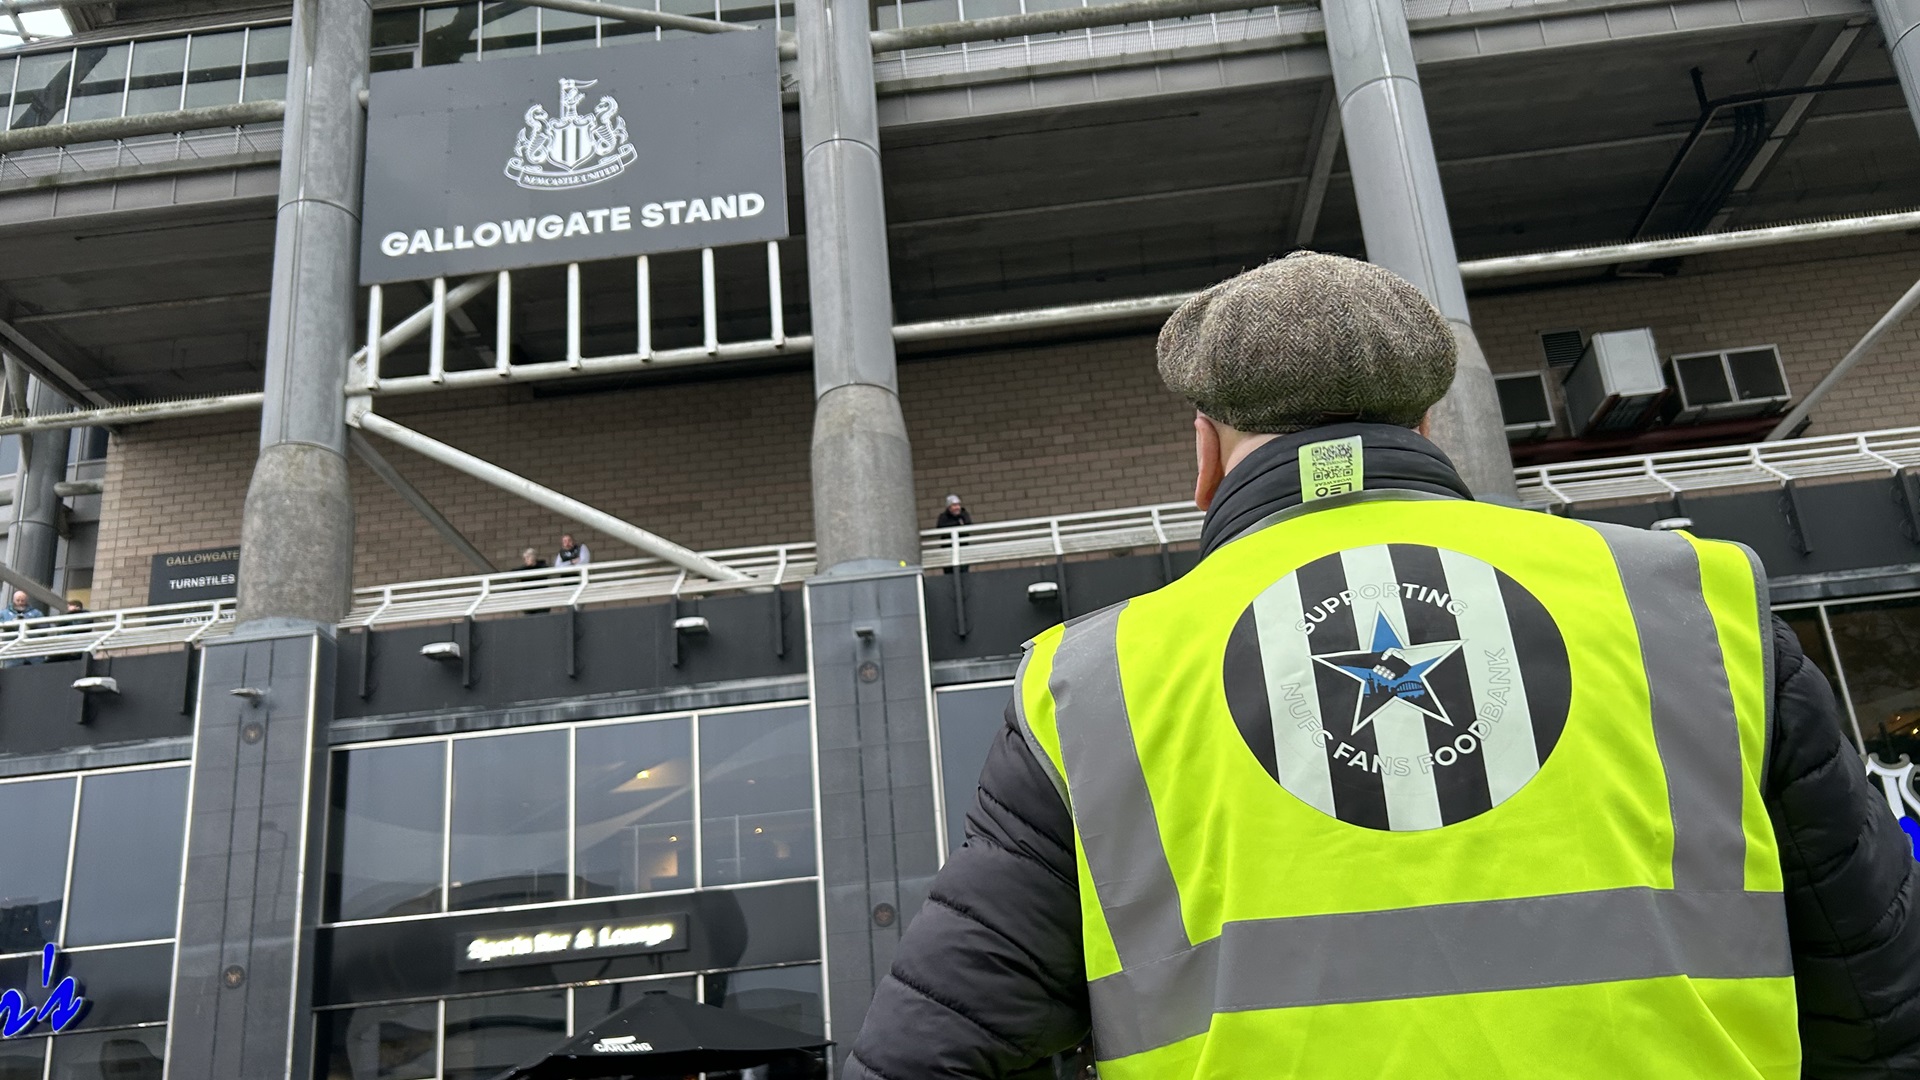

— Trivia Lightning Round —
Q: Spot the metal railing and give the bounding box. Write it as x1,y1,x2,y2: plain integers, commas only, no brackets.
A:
1515,425,1920,509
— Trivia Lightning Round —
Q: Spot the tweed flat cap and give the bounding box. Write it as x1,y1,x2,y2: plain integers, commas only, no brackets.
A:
1157,252,1456,434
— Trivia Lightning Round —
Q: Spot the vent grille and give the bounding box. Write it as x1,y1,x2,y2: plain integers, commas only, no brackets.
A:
1540,329,1584,368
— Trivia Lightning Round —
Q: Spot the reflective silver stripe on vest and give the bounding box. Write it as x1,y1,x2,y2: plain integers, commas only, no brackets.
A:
1086,887,1791,1059
1050,600,1195,969
1047,528,1784,1060
1591,523,1748,892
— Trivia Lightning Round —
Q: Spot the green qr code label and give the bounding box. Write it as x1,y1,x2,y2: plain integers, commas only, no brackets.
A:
1298,436,1364,501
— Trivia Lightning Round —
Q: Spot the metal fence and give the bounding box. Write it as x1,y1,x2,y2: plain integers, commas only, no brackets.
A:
1514,426,1920,509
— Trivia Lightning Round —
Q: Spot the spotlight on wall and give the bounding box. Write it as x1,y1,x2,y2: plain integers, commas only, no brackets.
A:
1650,517,1695,532
420,641,463,662
71,676,118,695
1027,581,1061,602
673,616,710,635
853,624,876,641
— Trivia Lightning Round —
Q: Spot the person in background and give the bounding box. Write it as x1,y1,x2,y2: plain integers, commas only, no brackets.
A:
936,494,972,530
1,590,44,668
66,599,85,615
556,533,591,568
519,547,548,571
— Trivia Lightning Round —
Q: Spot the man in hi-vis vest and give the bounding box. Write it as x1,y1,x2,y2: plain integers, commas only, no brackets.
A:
845,253,1920,1078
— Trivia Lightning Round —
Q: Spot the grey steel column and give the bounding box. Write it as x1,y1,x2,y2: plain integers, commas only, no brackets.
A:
798,0,919,574
807,572,940,1067
235,0,370,625
9,377,70,587
167,1,365,1076
1874,0,1920,138
1321,0,1516,499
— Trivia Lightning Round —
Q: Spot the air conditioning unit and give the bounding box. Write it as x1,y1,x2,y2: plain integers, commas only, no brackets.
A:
1560,328,1670,437
1494,372,1555,441
1661,345,1791,424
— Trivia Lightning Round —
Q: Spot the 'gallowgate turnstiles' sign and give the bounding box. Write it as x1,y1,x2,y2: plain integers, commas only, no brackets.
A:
358,29,788,285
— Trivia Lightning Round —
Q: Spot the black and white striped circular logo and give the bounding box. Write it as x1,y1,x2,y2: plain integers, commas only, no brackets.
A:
1223,544,1571,831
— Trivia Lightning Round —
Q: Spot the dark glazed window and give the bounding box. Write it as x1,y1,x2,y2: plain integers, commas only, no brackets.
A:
329,742,447,922
124,38,186,117
480,2,539,58
700,707,815,886
576,719,694,897
67,44,129,123
422,5,484,65
0,1035,41,1080
707,963,824,1036
573,978,697,1033
442,990,565,1080
449,730,568,910
1827,597,1920,763
12,52,74,129
540,6,599,50
934,684,1013,853
1778,609,1838,688
183,31,245,108
47,1027,166,1080
0,777,74,953
315,1002,438,1080
64,768,187,947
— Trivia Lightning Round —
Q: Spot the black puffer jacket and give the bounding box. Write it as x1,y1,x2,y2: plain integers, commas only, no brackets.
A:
846,426,1920,1079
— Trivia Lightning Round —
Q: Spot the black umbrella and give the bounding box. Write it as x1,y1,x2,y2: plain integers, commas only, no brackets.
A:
491,992,830,1080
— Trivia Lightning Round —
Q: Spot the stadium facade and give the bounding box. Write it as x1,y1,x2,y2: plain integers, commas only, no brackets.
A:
0,0,1915,1074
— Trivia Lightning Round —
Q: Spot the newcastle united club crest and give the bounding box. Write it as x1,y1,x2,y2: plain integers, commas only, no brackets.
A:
1222,543,1572,832
505,78,638,191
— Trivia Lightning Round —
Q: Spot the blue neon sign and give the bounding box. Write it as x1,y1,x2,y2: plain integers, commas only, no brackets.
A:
0,945,86,1038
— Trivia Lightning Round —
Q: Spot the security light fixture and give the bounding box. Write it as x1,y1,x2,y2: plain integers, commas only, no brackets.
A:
1027,581,1061,602
853,624,876,641
420,640,463,661
672,616,710,635
1650,517,1694,532
71,676,118,695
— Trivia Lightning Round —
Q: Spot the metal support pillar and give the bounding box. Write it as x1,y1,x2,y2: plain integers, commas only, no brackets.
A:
8,376,69,588
798,0,919,574
1322,0,1516,499
1874,0,1920,139
806,570,940,1066
234,0,369,628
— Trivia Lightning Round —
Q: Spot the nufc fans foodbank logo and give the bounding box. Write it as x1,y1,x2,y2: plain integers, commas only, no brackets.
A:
1222,543,1572,831
505,78,638,190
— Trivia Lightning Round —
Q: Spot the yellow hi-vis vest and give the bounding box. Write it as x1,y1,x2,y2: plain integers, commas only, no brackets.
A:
1017,493,1796,1079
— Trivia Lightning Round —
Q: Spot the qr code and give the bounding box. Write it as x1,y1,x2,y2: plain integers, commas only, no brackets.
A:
1307,441,1358,496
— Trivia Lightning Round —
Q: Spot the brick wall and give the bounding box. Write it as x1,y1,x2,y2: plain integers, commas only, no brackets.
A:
88,232,1920,609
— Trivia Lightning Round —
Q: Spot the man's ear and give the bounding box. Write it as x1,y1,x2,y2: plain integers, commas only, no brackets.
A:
1194,413,1225,511
1417,412,1433,438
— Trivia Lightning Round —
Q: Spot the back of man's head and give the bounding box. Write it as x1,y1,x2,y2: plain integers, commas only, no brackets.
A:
1157,252,1457,433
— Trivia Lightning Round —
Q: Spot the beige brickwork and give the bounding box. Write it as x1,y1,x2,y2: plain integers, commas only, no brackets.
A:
89,233,1920,609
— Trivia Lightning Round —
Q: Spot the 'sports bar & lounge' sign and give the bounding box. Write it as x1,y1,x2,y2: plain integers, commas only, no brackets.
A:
359,29,788,285
455,914,690,971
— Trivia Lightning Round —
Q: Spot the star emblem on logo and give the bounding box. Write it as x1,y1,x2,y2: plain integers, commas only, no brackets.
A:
1312,608,1464,735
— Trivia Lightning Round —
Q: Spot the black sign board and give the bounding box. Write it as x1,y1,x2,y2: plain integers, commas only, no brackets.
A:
454,913,689,971
148,546,240,606
359,30,789,285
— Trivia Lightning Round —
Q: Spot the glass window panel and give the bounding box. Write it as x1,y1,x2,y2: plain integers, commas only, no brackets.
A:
700,707,815,886
12,51,75,129
539,8,599,50
183,31,244,108
423,5,484,65
316,1003,439,1080
443,990,565,1080
705,964,824,1037
572,977,695,1032
242,26,292,102
64,768,187,947
371,52,420,73
0,59,15,120
0,436,16,476
449,730,568,910
371,9,422,48
599,0,660,44
0,1037,43,1080
67,44,129,123
0,777,75,953
125,37,186,117
47,1026,165,1080
935,684,1012,854
575,719,693,898
1826,597,1920,763
328,742,446,922
481,2,539,58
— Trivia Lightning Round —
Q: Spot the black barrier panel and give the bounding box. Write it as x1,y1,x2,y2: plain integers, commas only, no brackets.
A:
334,588,804,720
924,552,1203,663
317,879,818,1006
1571,477,1920,580
0,650,196,758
